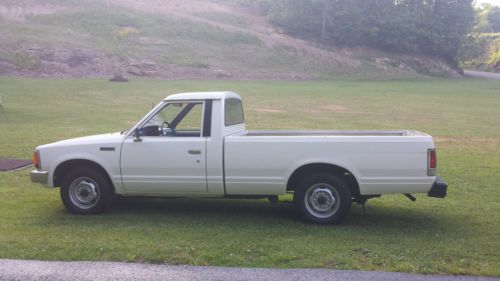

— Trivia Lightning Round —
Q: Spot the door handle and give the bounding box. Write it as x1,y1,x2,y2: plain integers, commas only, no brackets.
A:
188,150,201,155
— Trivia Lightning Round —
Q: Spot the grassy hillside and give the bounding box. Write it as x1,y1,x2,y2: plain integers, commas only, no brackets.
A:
0,77,499,275
0,0,460,79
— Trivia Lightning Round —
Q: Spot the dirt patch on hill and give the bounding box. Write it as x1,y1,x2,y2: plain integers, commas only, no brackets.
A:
0,45,312,80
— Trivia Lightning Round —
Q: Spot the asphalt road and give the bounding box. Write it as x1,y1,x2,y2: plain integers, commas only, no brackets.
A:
464,70,500,79
0,259,499,281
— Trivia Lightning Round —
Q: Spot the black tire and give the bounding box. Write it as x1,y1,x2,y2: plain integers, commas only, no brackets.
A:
294,173,351,224
60,167,113,214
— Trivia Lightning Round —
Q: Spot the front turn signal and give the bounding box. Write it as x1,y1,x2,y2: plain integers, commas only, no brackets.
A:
32,150,41,169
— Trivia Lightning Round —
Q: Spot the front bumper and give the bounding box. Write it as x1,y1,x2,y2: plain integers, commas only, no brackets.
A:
30,170,49,186
428,176,448,198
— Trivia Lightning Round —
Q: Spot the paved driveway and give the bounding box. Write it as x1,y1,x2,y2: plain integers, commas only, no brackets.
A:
464,70,500,79
0,259,498,281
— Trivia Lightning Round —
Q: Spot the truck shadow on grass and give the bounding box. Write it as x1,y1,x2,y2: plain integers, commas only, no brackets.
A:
106,196,449,231
111,197,298,221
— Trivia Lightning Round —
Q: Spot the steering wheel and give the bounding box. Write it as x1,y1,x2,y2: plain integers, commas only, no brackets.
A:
161,121,175,135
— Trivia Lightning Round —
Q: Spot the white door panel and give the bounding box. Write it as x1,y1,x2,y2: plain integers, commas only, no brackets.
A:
120,137,207,194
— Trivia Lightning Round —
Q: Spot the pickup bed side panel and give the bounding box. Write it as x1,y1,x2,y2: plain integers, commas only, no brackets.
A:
224,136,436,196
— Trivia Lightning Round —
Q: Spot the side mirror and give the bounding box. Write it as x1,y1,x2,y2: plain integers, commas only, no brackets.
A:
133,128,143,142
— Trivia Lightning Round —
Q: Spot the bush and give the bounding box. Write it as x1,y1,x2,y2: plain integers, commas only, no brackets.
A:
459,34,500,72
13,52,40,70
486,39,500,70
112,27,139,39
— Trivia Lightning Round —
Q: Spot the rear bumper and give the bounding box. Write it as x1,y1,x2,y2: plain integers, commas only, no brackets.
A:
428,176,448,198
30,170,50,187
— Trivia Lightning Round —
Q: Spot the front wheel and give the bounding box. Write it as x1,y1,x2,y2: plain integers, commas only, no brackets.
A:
294,173,351,224
60,167,113,214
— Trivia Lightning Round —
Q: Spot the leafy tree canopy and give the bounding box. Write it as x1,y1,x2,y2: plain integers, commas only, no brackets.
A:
264,0,474,63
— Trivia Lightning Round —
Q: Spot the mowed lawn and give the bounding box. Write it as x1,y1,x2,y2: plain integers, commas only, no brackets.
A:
0,77,499,276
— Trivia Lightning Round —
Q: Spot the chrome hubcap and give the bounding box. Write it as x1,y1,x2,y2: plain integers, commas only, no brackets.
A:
69,177,100,209
304,183,339,218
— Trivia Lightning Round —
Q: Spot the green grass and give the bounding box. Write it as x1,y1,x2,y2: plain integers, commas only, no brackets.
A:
0,77,499,276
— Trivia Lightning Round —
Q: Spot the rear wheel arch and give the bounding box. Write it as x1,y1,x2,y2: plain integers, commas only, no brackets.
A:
53,159,114,192
286,163,361,199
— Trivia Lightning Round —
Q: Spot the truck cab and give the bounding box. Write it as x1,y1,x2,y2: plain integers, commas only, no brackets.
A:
120,92,243,196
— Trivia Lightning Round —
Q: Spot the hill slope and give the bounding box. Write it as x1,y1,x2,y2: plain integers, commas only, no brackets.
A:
0,0,460,79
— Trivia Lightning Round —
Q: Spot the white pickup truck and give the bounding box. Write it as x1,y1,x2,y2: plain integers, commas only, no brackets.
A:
30,91,447,224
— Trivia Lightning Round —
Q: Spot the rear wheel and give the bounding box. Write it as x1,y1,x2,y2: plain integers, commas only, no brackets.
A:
60,167,113,214
294,173,351,224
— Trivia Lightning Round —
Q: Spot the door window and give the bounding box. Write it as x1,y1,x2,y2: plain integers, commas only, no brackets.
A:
141,102,203,137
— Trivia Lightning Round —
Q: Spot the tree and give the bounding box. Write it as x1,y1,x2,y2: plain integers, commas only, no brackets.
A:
267,0,474,63
488,7,500,32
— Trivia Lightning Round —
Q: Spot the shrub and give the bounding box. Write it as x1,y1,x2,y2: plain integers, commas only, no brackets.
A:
13,52,40,70
112,27,139,39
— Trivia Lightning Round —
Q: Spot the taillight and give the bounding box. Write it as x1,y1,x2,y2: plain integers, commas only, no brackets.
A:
428,148,436,176
32,150,41,169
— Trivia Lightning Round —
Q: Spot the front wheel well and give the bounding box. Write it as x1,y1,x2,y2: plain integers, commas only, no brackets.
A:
286,163,361,200
53,159,114,192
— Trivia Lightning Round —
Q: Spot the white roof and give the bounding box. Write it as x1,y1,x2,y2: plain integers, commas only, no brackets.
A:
164,91,241,101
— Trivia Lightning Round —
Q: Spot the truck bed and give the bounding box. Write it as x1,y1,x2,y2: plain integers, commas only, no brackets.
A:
245,130,427,137
223,130,435,197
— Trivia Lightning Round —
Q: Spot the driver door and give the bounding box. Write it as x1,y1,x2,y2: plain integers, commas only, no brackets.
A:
120,101,207,195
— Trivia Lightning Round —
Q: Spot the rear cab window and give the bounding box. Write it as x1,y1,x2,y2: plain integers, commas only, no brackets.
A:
225,98,244,126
